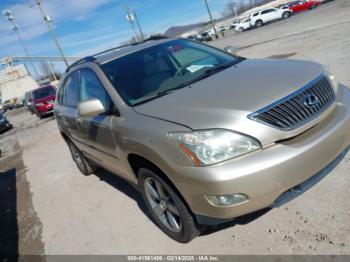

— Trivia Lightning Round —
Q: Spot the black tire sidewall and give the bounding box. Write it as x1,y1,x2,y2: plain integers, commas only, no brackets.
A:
138,168,199,243
68,141,93,176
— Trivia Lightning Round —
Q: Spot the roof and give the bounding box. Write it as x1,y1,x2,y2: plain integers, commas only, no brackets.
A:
66,37,174,73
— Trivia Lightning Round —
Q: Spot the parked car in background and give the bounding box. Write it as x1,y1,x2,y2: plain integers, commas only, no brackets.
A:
250,7,292,28
284,0,321,14
32,85,56,119
230,21,239,30
14,96,25,109
201,29,215,41
235,18,252,32
0,112,12,133
55,37,350,243
219,25,230,32
187,34,203,42
24,91,35,114
2,99,16,112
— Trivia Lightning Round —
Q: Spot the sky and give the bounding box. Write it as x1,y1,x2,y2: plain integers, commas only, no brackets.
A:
0,0,237,75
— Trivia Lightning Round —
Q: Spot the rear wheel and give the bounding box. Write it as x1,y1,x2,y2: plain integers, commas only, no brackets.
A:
138,168,199,243
255,20,263,27
238,27,244,32
282,11,291,19
68,141,95,176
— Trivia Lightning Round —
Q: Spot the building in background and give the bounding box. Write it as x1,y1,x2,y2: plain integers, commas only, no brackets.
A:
0,59,39,107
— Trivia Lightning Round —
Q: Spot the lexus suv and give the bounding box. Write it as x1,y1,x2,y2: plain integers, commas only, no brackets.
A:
55,37,350,243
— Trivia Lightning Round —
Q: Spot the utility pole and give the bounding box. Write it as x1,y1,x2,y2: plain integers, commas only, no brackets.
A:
30,0,69,67
2,9,40,79
46,60,57,81
203,0,218,39
133,8,144,42
125,6,144,42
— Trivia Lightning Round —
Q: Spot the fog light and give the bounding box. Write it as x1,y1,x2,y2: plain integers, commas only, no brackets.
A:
205,193,248,207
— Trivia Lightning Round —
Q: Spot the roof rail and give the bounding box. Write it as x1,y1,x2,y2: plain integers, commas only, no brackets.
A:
65,56,96,73
91,36,169,58
65,36,169,73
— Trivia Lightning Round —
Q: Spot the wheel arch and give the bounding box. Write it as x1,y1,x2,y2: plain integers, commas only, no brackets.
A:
255,19,263,25
127,153,196,217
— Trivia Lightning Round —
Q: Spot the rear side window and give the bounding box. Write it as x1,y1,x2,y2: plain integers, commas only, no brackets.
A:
261,9,274,14
79,69,112,111
59,72,79,107
253,12,259,17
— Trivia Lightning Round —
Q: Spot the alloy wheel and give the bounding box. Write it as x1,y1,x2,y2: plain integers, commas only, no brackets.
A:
144,177,182,233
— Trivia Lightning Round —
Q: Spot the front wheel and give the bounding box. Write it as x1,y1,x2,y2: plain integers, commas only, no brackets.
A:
255,20,263,27
138,168,199,243
238,27,244,32
36,111,42,119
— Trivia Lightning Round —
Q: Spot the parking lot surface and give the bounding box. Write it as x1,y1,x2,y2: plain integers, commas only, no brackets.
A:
0,0,349,255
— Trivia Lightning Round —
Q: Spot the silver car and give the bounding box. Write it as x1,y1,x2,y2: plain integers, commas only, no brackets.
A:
55,37,350,243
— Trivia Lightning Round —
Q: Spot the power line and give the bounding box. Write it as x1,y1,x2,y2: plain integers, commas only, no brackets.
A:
2,9,40,79
203,0,218,39
30,0,69,67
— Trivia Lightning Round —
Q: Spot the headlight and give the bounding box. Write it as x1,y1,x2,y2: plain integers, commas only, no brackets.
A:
324,66,337,87
168,129,261,166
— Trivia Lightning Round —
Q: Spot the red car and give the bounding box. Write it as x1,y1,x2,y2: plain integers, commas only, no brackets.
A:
286,0,321,13
32,85,56,119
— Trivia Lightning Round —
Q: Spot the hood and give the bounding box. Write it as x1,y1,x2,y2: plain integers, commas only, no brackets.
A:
134,59,328,144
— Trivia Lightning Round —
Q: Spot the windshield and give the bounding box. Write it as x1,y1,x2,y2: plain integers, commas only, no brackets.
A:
101,39,242,106
32,86,56,100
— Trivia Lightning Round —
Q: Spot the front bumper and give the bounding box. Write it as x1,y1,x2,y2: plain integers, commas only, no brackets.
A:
0,122,12,132
36,105,54,115
168,85,350,220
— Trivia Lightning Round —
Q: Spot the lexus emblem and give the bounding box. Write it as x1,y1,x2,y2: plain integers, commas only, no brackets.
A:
304,94,320,108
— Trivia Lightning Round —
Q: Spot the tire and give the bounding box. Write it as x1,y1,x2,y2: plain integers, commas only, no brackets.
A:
36,111,43,119
255,20,263,27
138,168,199,243
282,11,291,19
238,27,244,33
67,141,95,176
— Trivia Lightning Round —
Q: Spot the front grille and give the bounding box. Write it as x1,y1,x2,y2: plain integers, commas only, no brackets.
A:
248,75,335,131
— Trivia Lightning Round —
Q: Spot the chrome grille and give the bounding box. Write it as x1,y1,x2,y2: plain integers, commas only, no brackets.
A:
248,75,335,131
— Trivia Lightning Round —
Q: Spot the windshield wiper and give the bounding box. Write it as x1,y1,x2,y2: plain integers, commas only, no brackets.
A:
203,60,238,75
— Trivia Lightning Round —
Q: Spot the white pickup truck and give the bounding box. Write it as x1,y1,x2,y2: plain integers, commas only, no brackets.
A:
249,7,292,28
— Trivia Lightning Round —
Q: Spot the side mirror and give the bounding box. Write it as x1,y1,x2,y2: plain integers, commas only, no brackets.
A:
224,45,238,54
78,98,105,118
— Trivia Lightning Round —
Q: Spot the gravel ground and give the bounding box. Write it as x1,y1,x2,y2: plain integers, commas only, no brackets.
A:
0,0,349,256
